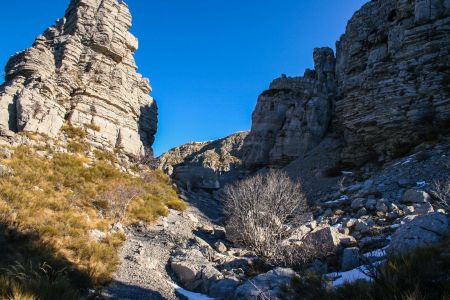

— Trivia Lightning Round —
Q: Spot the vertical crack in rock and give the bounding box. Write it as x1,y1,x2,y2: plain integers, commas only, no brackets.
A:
0,0,157,157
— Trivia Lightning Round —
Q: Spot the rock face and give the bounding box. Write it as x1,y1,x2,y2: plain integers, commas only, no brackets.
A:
243,0,450,168
336,0,450,164
243,48,336,168
158,132,248,189
0,0,157,157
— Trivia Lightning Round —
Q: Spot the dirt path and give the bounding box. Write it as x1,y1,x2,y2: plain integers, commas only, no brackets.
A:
102,190,224,299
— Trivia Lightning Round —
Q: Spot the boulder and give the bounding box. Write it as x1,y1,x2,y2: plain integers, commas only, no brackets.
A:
209,278,240,300
302,226,356,257
0,164,13,177
388,213,449,255
234,268,296,300
341,247,360,271
214,241,228,253
401,189,431,203
170,249,223,293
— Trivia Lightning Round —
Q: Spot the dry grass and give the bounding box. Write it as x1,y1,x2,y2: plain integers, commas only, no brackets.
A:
0,145,186,297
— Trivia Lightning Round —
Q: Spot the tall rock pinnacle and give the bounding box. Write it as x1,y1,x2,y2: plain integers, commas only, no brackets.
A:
0,0,157,157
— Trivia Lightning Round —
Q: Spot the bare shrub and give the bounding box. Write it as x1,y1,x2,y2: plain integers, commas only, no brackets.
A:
270,241,322,269
223,170,308,257
430,179,450,209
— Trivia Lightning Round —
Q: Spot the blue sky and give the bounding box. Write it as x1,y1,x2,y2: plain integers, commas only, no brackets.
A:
0,0,367,155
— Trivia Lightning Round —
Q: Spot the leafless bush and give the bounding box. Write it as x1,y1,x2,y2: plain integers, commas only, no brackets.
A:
95,184,145,221
223,170,308,257
270,241,322,269
430,179,450,209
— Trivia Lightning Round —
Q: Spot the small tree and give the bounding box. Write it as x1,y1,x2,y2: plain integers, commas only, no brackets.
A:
223,170,308,257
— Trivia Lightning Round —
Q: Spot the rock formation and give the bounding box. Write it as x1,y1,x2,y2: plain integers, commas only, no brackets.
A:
158,132,248,189
0,0,157,157
336,0,450,164
243,48,336,168
242,0,450,169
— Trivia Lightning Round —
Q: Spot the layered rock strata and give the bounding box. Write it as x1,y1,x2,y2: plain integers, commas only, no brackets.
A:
336,0,450,164
243,48,336,168
0,0,157,157
243,0,450,169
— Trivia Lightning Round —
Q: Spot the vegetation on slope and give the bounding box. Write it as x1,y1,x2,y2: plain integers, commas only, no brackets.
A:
0,145,186,299
281,235,450,300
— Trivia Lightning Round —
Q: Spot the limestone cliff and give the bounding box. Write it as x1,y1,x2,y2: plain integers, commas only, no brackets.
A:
0,0,157,157
243,0,450,169
243,48,336,168
336,0,450,164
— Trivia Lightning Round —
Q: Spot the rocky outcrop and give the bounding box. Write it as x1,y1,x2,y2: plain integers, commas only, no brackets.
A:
336,0,450,164
158,132,248,189
243,48,336,168
243,0,450,169
0,0,157,157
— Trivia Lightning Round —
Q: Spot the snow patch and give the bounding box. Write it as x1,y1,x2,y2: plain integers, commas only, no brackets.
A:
363,247,387,259
328,261,384,286
168,282,214,300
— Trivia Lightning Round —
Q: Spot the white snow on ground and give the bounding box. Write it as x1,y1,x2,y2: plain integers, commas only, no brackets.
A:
416,181,427,188
363,247,387,259
328,261,384,286
330,267,372,286
168,282,214,300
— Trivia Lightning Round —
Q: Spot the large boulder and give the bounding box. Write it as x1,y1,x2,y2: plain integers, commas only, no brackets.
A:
234,268,296,300
401,189,431,203
301,226,356,257
388,213,450,255
170,249,223,293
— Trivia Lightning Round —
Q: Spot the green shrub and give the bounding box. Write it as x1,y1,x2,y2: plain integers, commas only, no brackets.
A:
281,236,450,300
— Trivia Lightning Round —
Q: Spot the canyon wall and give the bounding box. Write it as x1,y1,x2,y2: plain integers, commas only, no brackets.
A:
243,0,450,169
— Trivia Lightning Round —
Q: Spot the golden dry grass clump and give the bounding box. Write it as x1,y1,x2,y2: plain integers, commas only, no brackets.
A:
0,145,186,298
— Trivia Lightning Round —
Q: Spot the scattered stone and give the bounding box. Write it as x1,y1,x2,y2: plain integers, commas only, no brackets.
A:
214,241,228,253
354,220,370,233
0,148,13,159
187,213,199,224
0,164,13,177
376,202,388,213
89,229,106,242
351,198,365,209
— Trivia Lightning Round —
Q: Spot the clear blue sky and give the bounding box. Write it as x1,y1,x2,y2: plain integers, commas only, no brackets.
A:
0,0,367,155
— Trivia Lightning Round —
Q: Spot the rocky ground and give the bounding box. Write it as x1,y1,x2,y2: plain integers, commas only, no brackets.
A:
102,139,449,300
102,190,221,299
